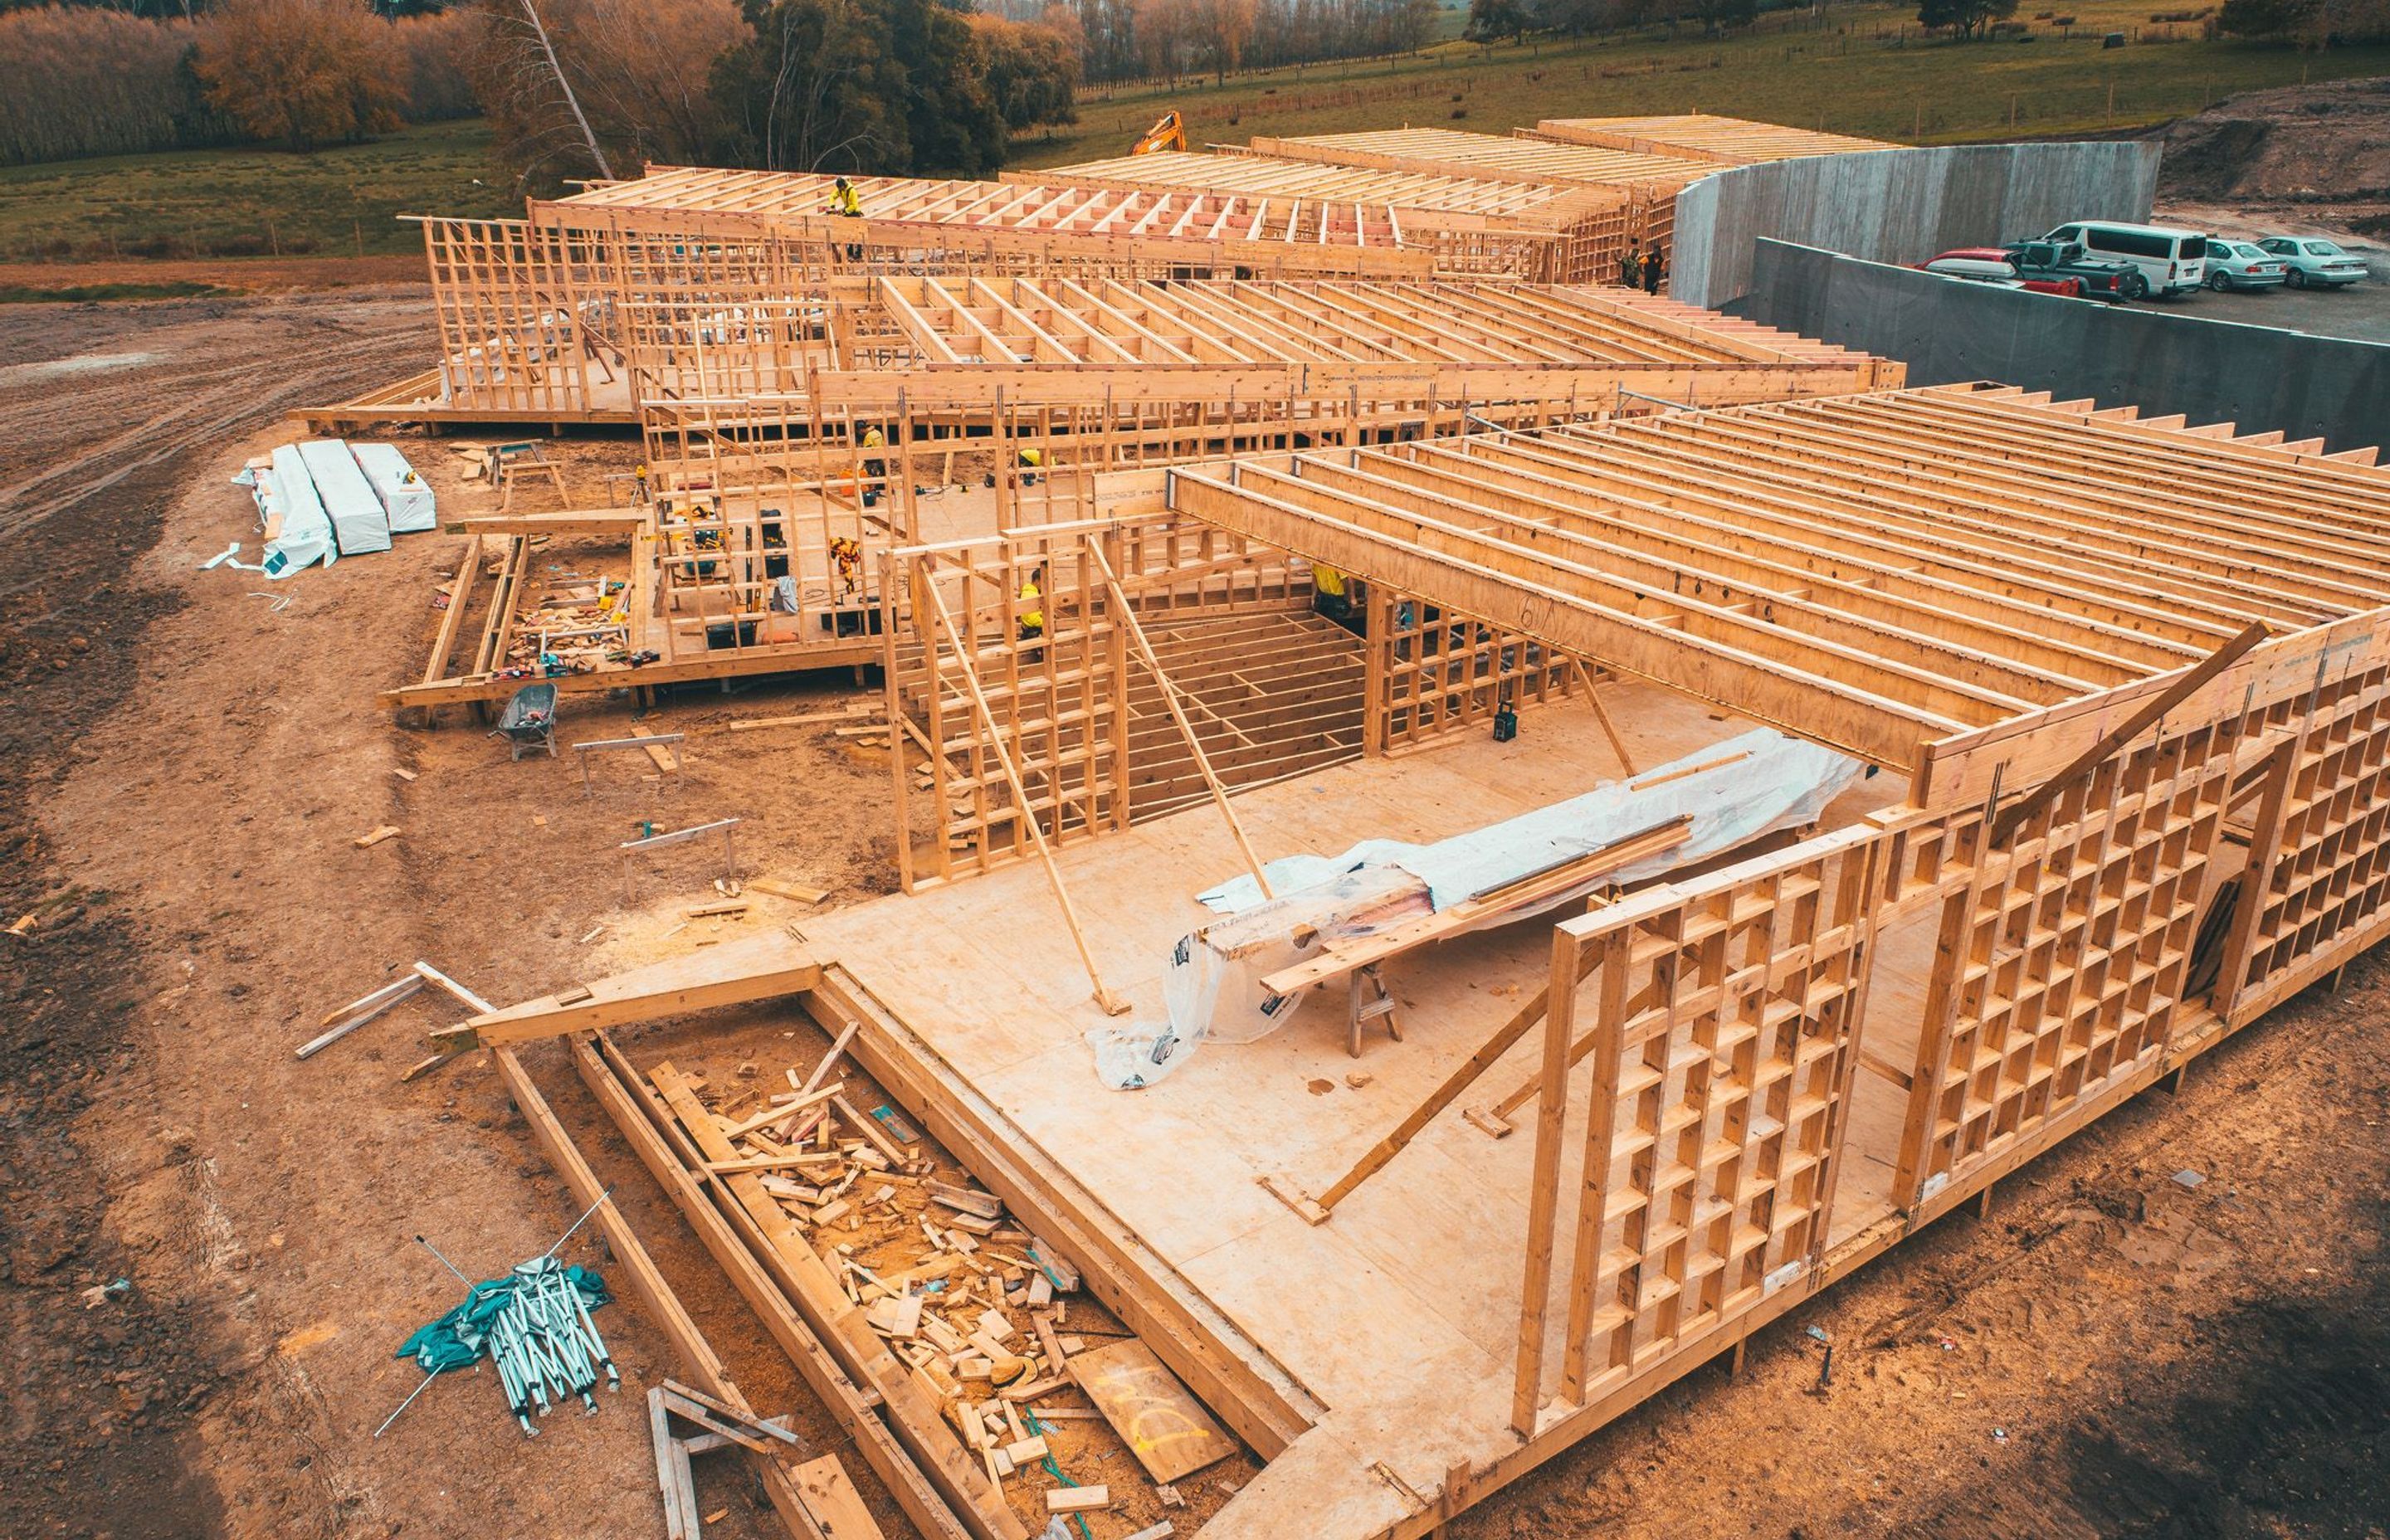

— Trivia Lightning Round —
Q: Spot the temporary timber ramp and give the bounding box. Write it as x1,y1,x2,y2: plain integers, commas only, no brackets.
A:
1531,112,1902,164
1241,127,1718,194
1022,150,1629,282
444,379,2390,1539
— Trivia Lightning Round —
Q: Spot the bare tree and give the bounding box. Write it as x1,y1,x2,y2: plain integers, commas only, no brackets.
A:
511,0,613,177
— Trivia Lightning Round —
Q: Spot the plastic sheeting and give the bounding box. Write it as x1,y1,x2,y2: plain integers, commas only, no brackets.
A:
351,442,437,534
299,438,391,555
1089,729,1862,1089
256,445,336,579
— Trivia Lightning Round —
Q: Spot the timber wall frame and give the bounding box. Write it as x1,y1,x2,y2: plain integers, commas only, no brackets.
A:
1505,679,2373,1445
353,216,1669,427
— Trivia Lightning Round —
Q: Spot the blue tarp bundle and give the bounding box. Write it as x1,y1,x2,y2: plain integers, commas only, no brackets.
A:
395,1264,611,1376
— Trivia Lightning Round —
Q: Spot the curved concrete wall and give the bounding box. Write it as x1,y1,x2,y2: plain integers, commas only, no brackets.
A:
1739,237,2390,456
1671,141,2163,309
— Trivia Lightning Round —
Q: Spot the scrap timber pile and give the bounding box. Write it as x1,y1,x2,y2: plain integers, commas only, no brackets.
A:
654,1055,1236,1512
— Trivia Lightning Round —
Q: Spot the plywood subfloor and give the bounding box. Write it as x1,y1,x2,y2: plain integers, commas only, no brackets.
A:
804,682,1913,1533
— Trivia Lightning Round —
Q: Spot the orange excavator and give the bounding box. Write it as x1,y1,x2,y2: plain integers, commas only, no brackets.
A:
1132,110,1186,155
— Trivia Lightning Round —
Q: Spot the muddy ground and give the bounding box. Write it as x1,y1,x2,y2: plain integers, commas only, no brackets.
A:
2,288,2385,1540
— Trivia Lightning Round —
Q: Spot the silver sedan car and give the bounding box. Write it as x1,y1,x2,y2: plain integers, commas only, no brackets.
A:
2257,236,2368,288
2203,240,2288,291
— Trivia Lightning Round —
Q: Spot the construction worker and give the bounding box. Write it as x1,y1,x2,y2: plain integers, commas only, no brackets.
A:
829,176,864,261
829,534,863,600
1017,446,1043,488
1313,563,1352,622
860,423,885,507
1018,563,1046,641
1643,242,1666,297
1620,240,1643,290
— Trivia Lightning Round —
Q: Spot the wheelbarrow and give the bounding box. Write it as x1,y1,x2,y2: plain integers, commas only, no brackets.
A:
490,682,558,761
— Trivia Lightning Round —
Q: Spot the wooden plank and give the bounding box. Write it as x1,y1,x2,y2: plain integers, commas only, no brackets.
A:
1066,1339,1238,1484
650,1386,699,1540
432,932,820,1050
420,534,481,706
632,723,683,773
791,1455,889,1540
445,509,649,537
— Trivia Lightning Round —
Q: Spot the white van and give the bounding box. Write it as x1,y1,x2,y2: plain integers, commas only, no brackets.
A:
2039,221,2209,296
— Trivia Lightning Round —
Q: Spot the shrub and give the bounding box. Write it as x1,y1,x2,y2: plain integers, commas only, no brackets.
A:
194,0,408,152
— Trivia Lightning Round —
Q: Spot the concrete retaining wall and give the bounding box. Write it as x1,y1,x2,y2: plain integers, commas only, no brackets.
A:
1671,142,2162,309
1738,237,2390,455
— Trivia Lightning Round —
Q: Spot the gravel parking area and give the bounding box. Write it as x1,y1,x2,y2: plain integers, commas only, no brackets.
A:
2162,272,2390,343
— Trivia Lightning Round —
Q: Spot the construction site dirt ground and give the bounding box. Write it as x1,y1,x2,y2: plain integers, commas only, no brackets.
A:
3,289,2387,1540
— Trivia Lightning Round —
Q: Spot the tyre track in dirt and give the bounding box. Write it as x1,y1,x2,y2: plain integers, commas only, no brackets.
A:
0,287,432,1540
0,330,406,548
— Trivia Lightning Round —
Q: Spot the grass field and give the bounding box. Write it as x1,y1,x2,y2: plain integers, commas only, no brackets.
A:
1,11,2383,273
0,119,517,265
1009,0,2390,167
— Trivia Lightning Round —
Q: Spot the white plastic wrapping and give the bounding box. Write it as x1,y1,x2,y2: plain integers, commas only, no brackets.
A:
1090,729,1862,1089
299,438,392,555
259,444,336,578
351,441,437,534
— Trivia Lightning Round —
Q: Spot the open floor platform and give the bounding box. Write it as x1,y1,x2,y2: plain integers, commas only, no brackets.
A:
807,685,1907,1533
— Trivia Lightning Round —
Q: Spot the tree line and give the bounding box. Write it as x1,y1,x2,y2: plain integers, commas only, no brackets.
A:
0,2,476,166
1,0,1461,183
1,0,1087,177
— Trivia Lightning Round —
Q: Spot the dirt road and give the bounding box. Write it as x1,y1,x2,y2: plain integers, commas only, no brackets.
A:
2,289,2384,1540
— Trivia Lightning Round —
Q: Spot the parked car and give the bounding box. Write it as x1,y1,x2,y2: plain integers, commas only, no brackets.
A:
2039,221,2208,296
2004,241,2147,301
2256,236,2368,289
1917,247,2082,297
2202,240,2289,291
